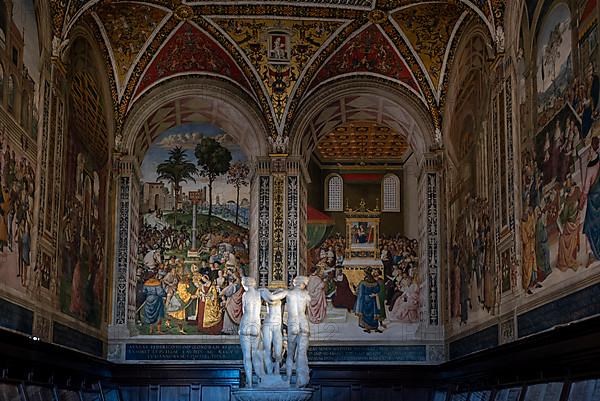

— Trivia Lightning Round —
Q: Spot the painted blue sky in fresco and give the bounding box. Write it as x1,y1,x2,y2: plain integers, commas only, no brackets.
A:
141,123,249,203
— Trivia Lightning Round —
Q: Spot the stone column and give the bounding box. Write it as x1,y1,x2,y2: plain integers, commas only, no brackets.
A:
418,152,443,327
109,156,141,339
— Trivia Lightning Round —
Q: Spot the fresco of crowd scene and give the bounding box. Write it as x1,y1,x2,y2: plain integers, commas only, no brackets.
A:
449,196,495,326
309,234,420,333
136,222,249,335
519,1,600,304
0,138,35,288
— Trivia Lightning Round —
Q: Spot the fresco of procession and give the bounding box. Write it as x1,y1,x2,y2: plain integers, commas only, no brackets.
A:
135,124,250,335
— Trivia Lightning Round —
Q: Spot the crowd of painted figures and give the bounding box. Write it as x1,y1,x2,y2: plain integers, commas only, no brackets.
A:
450,196,495,325
521,137,600,286
516,1,600,302
136,220,250,335
310,234,421,333
0,137,35,287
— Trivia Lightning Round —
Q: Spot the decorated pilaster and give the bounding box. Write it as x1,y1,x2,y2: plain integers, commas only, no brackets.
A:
490,55,520,309
33,37,68,306
418,151,443,327
109,155,141,338
252,136,307,288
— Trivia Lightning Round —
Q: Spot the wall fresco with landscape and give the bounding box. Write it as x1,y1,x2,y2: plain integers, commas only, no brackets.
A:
136,123,250,335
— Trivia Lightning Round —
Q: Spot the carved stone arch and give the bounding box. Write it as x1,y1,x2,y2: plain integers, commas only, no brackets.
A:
288,76,443,328
289,77,436,165
66,24,116,142
121,77,270,162
109,76,270,335
443,21,494,170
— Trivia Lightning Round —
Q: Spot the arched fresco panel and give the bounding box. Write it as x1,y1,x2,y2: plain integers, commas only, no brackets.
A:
136,122,250,336
59,37,111,328
515,0,600,340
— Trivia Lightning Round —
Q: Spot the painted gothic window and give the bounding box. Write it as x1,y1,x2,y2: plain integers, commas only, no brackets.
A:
382,174,400,211
326,174,343,211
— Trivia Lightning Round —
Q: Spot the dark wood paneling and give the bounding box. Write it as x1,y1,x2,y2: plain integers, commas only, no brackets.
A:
1,315,600,400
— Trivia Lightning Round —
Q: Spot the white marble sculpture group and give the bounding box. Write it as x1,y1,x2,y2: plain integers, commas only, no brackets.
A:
239,276,311,389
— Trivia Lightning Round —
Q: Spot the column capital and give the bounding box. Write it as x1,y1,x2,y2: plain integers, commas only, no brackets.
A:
420,150,444,174
253,156,311,183
113,154,141,179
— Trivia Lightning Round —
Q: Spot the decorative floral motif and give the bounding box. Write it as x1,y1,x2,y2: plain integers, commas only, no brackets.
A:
214,18,342,124
426,172,439,325
115,176,130,325
392,3,464,90
312,24,418,92
287,175,299,286
95,3,167,86
135,23,249,98
258,176,271,287
272,173,286,283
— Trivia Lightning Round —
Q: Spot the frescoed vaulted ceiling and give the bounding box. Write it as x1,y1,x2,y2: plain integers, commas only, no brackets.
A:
49,0,505,141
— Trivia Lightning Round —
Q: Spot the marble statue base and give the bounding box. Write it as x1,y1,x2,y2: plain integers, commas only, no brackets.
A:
231,388,314,401
257,374,289,389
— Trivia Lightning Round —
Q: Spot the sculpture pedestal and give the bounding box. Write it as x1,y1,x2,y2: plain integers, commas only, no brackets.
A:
231,388,314,401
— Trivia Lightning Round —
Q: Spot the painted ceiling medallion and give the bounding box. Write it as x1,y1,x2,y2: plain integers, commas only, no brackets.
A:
368,9,387,24
174,4,194,20
316,121,409,163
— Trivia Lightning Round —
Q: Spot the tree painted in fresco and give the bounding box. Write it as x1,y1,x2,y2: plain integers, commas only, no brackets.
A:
156,146,198,222
227,161,250,226
195,137,232,228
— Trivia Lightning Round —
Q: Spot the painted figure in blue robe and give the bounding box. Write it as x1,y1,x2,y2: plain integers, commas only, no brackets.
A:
142,275,167,334
583,137,600,262
354,268,381,333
